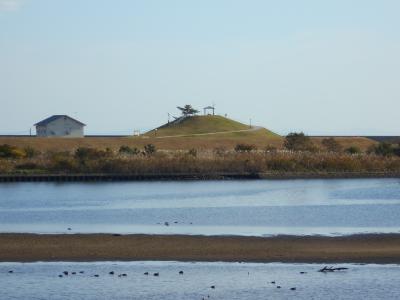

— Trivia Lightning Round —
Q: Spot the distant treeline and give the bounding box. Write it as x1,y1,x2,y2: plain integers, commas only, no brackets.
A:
1,133,400,175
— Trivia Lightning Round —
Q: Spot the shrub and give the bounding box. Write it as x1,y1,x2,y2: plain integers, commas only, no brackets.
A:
373,142,395,157
0,144,13,158
74,147,109,161
284,132,316,152
234,143,257,152
345,146,361,155
187,148,197,157
119,145,140,155
144,144,156,155
0,144,26,159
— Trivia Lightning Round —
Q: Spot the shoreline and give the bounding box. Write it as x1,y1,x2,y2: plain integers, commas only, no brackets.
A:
1,171,400,182
1,233,400,264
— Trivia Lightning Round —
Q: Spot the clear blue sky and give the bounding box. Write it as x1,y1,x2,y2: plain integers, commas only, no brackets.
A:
1,0,399,135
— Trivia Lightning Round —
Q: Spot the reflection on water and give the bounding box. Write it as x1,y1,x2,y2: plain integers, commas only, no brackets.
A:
1,261,399,300
0,179,400,236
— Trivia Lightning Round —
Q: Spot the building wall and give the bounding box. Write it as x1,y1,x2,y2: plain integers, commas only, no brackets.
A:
36,117,84,137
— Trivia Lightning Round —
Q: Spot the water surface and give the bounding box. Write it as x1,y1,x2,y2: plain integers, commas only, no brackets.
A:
1,179,400,236
1,261,399,300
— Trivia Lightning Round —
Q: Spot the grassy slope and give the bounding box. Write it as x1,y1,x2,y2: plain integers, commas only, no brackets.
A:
141,115,282,149
146,115,277,137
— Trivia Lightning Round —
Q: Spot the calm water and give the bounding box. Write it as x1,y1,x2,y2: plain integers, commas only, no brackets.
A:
0,261,399,300
1,179,400,236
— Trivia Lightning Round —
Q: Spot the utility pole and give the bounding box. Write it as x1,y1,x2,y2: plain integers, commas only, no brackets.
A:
249,118,252,128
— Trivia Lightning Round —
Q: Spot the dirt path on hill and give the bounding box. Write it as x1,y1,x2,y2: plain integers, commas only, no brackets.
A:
150,126,263,139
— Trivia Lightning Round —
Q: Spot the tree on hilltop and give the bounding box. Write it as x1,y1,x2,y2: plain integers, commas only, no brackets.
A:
177,104,199,117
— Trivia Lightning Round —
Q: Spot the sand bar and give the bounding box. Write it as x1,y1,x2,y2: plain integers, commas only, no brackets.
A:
1,233,400,263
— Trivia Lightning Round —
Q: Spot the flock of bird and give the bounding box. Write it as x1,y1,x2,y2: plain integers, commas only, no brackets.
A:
54,268,301,291
54,269,174,278
158,221,193,226
6,266,349,298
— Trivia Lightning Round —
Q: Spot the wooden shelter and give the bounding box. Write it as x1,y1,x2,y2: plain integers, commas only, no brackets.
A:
203,106,215,115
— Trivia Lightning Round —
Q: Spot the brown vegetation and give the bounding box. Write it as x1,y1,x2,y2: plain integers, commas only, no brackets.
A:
1,142,400,176
0,134,376,153
0,132,283,152
312,136,376,151
1,134,397,177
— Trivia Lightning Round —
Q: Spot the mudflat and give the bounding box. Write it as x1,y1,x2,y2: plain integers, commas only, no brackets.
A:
1,233,400,263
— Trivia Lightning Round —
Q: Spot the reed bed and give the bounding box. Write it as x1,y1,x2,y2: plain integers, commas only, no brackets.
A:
1,144,400,175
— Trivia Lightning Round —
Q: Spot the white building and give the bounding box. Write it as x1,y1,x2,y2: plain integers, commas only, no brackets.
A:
35,115,85,137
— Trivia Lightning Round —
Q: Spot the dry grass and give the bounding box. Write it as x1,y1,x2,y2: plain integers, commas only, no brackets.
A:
2,149,400,175
0,135,377,153
0,131,284,152
311,137,376,151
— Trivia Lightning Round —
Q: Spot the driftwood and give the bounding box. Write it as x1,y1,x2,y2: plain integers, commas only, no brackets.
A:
318,266,349,272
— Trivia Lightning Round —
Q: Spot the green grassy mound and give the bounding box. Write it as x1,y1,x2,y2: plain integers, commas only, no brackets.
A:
146,115,279,138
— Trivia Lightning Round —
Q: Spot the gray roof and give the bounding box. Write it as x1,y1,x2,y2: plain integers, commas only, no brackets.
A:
203,106,215,109
34,115,86,126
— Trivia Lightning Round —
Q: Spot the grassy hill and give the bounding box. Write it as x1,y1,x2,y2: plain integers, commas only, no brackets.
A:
145,115,280,138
